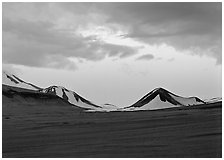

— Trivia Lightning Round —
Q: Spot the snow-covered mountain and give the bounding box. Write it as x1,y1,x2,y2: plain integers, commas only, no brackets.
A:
2,71,42,91
2,71,118,111
204,97,222,104
2,71,209,112
39,86,105,110
123,88,206,111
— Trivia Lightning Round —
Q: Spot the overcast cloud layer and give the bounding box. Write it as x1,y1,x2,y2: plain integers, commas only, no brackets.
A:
3,2,222,69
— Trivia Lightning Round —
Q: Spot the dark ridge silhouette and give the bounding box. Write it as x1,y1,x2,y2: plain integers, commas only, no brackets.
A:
12,75,24,83
62,89,69,101
6,75,19,84
195,97,206,103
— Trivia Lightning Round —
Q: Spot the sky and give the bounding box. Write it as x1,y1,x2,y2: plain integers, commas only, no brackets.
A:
2,2,222,107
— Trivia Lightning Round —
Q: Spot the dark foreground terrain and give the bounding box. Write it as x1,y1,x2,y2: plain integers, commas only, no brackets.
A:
2,88,222,157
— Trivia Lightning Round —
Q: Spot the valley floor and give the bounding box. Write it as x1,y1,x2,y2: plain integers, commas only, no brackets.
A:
2,102,222,158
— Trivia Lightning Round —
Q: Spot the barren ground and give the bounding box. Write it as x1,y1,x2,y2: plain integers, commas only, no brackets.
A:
2,93,222,158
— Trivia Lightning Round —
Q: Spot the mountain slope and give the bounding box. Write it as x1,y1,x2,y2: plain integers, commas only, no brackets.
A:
2,84,81,110
124,88,206,111
2,71,109,111
2,71,42,91
204,97,222,104
40,86,103,110
2,71,208,112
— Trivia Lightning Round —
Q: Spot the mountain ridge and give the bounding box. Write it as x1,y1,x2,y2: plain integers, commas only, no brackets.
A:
2,71,210,112
123,87,206,111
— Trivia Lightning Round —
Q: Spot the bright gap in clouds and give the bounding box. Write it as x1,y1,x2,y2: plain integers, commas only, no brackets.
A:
77,25,146,48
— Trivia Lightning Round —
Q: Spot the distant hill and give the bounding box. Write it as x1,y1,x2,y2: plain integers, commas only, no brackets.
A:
2,71,212,112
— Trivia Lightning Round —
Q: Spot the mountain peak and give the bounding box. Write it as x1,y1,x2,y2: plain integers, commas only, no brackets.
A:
2,72,207,112
124,87,205,111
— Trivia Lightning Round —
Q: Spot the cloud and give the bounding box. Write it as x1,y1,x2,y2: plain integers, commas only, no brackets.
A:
2,64,22,75
91,3,222,64
2,16,137,69
3,2,222,70
136,54,154,61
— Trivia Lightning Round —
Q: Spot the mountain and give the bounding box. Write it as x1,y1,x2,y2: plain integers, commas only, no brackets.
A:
2,84,73,106
39,86,105,110
2,71,110,111
204,97,222,104
2,71,42,91
123,88,206,111
2,84,83,120
2,71,208,112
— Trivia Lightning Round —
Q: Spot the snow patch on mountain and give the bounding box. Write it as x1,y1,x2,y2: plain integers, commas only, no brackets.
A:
124,95,180,111
169,94,204,106
55,87,63,97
